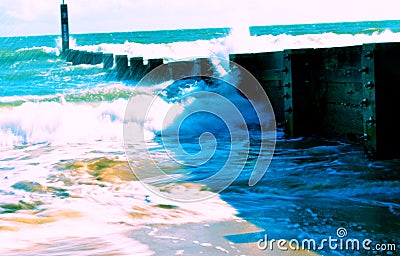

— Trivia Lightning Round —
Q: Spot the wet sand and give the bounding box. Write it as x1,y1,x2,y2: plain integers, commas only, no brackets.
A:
132,219,320,255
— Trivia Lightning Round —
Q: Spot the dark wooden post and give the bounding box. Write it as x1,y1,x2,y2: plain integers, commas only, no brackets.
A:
92,52,103,65
282,48,319,137
317,46,364,143
195,58,214,77
115,55,129,80
66,49,76,63
361,43,400,159
129,57,146,80
72,50,86,65
84,51,93,64
102,53,114,70
167,60,196,80
147,59,164,73
60,2,69,53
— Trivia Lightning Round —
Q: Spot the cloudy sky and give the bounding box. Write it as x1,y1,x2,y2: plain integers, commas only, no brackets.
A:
0,0,398,36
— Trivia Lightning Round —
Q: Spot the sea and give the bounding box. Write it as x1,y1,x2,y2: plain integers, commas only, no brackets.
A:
1,20,400,256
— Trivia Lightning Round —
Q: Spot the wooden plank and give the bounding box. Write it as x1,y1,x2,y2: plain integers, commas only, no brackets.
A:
102,53,114,70
115,55,129,80
363,43,400,159
229,53,258,75
196,58,214,77
259,69,282,81
283,48,319,137
260,80,284,123
322,68,362,83
255,51,284,70
316,46,365,144
168,60,196,80
319,46,362,69
361,45,377,158
323,82,363,106
141,59,169,85
230,52,284,78
129,57,147,81
321,104,364,143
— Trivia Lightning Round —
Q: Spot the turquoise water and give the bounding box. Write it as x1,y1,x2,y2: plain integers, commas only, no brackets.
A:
0,20,399,255
251,20,400,35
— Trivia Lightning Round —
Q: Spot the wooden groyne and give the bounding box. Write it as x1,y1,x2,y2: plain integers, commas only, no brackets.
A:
232,43,400,159
62,42,400,160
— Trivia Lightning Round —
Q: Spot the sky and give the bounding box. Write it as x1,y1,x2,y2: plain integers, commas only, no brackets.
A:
0,0,399,37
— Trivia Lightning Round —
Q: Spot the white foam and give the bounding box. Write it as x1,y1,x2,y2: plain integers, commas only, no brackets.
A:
55,36,77,54
73,29,400,61
0,155,239,254
15,45,61,58
0,99,126,149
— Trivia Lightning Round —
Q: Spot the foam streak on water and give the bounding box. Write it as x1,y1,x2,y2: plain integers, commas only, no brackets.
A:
0,138,240,255
73,29,400,60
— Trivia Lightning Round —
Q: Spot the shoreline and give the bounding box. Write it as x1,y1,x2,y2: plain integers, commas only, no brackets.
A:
131,220,320,256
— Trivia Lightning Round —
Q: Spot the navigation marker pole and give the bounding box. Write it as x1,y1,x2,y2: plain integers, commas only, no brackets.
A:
60,1,69,52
